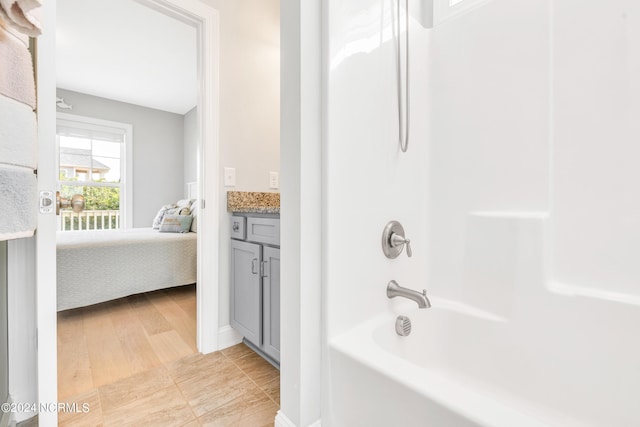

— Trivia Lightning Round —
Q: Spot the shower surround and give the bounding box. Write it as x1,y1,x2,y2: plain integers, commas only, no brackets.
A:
322,0,640,425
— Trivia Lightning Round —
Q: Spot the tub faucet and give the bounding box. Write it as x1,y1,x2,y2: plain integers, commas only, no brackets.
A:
387,280,431,309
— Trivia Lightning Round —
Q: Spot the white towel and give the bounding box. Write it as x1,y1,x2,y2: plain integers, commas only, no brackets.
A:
0,163,37,241
0,0,38,242
0,94,37,169
0,0,41,37
0,22,36,109
0,15,27,46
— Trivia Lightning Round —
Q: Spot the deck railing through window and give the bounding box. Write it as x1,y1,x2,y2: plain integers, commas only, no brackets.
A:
60,210,120,231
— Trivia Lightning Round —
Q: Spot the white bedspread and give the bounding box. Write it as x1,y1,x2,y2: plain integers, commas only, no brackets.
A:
56,228,196,311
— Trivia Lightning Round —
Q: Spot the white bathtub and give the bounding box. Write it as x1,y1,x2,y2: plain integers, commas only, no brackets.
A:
328,297,640,427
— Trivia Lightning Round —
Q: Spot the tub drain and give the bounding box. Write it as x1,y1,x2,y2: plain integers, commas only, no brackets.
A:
395,315,411,336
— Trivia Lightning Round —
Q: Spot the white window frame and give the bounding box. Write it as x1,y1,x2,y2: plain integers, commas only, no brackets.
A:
56,112,133,229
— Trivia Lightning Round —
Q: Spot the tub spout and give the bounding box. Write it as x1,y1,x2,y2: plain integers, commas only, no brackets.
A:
387,280,431,309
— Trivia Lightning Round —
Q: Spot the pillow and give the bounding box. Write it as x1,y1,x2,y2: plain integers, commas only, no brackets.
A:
152,204,177,229
176,198,194,209
176,199,196,214
190,204,198,232
175,206,191,215
158,215,193,233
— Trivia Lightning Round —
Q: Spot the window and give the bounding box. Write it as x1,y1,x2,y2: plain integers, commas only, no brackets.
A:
56,113,132,231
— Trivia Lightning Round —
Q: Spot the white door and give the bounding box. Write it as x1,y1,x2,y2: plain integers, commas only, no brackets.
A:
34,1,59,425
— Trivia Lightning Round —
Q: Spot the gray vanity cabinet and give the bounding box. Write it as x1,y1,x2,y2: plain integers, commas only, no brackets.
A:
230,215,280,365
230,239,262,346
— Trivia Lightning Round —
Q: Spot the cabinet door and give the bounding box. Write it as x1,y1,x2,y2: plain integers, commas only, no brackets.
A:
262,246,280,363
230,239,262,346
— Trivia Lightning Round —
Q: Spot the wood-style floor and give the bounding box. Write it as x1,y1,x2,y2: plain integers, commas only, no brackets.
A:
57,285,280,426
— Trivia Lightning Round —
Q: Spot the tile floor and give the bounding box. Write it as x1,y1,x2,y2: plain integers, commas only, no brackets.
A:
59,342,279,427
57,286,279,426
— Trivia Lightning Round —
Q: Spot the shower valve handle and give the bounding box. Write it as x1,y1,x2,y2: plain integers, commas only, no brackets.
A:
391,233,412,257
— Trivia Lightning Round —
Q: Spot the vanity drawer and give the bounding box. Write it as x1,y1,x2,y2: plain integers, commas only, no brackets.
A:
230,216,246,240
246,217,280,246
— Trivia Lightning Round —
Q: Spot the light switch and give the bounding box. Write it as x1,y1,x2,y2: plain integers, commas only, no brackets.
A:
224,167,236,187
269,171,279,189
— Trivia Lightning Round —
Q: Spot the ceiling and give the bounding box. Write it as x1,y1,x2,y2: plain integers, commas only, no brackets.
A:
56,0,197,115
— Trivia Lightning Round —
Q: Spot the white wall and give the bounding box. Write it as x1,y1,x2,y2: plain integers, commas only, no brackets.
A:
279,0,322,425
550,0,640,300
198,0,280,331
201,0,280,193
55,89,186,227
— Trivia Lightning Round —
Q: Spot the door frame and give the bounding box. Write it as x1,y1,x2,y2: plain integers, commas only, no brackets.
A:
36,1,220,424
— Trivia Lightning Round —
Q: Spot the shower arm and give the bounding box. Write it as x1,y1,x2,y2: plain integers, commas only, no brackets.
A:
397,0,410,153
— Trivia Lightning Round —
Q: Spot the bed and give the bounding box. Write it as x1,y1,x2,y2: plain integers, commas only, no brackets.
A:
56,228,197,311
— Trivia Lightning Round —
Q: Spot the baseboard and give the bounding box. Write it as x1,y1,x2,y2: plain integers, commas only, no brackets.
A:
15,415,36,426
275,411,296,427
242,338,279,370
275,410,321,427
15,415,36,427
217,325,243,350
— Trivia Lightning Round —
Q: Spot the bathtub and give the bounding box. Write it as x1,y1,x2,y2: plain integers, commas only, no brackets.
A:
328,297,640,427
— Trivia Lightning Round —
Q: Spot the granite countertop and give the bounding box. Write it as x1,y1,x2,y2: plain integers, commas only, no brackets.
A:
227,191,280,214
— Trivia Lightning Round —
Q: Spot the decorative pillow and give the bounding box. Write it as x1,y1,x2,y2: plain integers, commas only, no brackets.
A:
190,204,198,232
152,204,177,229
158,215,193,233
176,206,191,215
177,199,196,215
176,198,195,209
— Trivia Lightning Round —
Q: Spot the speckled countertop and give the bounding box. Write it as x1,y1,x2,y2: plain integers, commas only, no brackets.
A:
227,191,280,214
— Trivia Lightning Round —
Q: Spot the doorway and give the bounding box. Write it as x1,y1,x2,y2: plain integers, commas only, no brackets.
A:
55,0,199,400
35,1,221,424
54,0,203,391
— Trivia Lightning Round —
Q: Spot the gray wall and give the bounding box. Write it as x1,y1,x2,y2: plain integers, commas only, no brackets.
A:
183,106,198,192
56,89,186,227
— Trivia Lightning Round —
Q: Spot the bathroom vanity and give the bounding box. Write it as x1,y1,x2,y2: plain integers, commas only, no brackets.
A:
229,195,280,367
